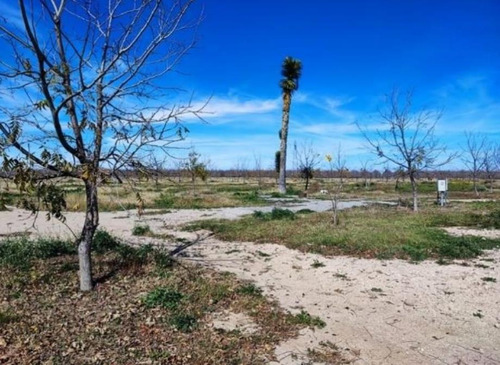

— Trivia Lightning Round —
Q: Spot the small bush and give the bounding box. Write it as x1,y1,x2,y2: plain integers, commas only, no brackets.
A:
402,245,428,262
0,237,74,270
153,250,174,269
234,191,262,203
169,314,197,332
290,310,326,329
154,193,175,209
252,208,296,221
93,230,120,253
132,224,151,236
143,287,184,310
296,209,314,215
311,260,325,268
437,236,482,259
116,244,154,268
237,283,263,297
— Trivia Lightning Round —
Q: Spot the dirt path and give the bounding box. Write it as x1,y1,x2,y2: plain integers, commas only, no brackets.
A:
1,202,499,365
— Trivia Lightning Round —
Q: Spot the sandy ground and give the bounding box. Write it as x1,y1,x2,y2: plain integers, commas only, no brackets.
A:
1,201,499,365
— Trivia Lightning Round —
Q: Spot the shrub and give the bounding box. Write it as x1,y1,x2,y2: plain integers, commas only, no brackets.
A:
93,230,120,253
132,224,151,236
290,310,326,329
0,237,74,270
237,283,263,297
143,287,183,310
252,208,296,221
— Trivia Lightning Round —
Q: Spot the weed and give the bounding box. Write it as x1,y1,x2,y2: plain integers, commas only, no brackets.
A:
371,287,383,293
474,264,489,269
154,193,175,209
437,236,483,259
252,208,296,221
132,224,151,236
225,249,241,254
153,250,174,270
116,244,154,269
296,208,315,214
143,287,183,310
93,229,120,253
234,190,264,204
473,312,484,318
290,310,326,329
0,237,75,270
0,310,18,324
333,273,348,280
149,350,171,361
169,314,197,332
481,277,497,283
237,283,263,297
481,258,495,262
256,250,270,257
402,245,428,262
311,260,325,268
436,258,450,265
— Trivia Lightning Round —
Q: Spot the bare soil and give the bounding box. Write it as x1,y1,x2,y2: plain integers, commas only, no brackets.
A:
1,203,499,365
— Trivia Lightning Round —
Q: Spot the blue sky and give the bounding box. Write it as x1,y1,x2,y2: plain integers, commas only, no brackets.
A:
172,0,500,170
1,0,499,171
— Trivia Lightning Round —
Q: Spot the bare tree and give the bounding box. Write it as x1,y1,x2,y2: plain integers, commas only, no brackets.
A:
0,0,202,291
253,153,263,188
359,159,372,189
358,89,455,212
462,132,488,196
293,140,320,191
148,154,170,190
483,142,499,193
326,144,347,226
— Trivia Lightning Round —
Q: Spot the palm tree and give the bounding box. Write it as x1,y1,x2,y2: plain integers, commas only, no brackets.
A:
278,56,302,194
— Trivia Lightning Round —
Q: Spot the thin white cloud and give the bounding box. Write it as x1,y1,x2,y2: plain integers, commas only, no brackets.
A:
199,96,280,118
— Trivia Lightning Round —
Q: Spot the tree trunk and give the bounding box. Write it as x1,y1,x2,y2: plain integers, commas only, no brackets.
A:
78,179,99,291
473,173,479,197
410,174,418,212
278,93,291,194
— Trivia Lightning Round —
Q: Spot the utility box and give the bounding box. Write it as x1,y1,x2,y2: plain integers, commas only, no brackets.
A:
437,179,448,192
437,179,448,206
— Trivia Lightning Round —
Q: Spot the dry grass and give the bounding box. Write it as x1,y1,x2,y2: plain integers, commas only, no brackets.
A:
0,237,332,364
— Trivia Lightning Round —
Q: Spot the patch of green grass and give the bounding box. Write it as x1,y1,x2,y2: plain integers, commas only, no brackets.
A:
237,283,263,297
0,237,75,270
132,224,152,236
143,287,184,310
169,314,197,332
153,193,175,209
252,208,296,221
296,208,315,215
233,190,266,204
93,229,121,253
116,244,155,268
290,310,326,329
185,204,500,261
371,287,383,293
481,277,496,283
